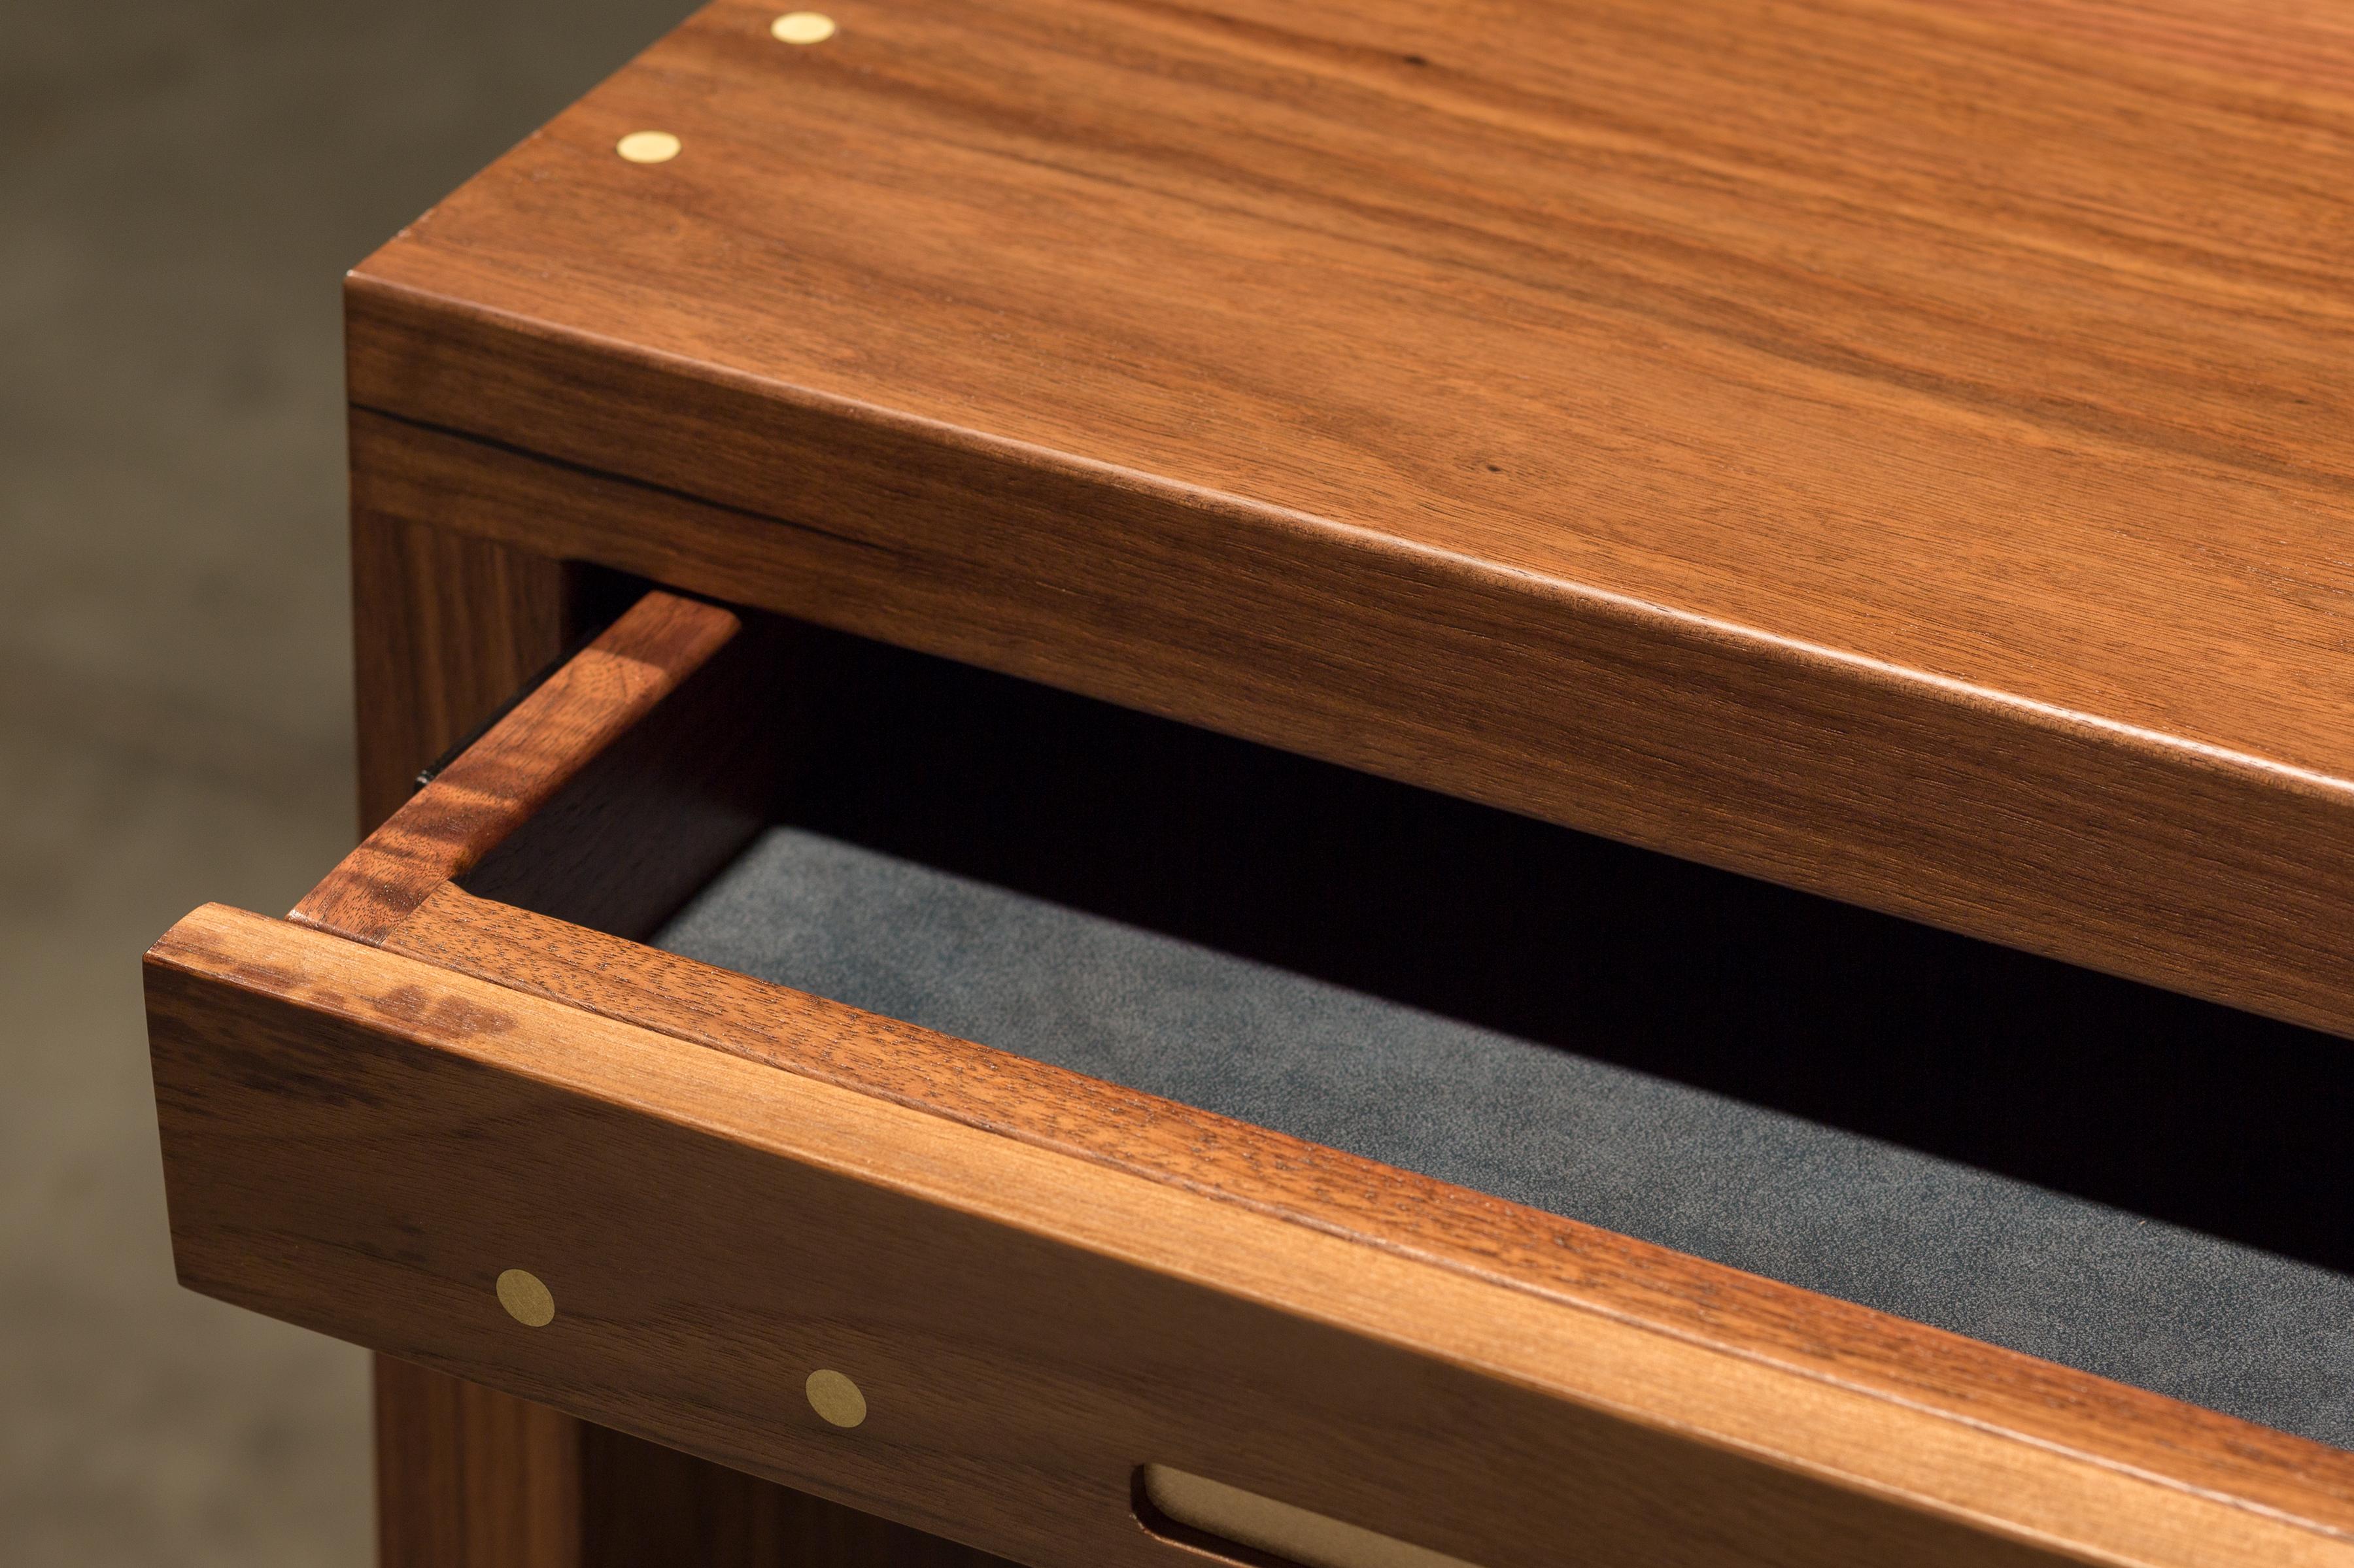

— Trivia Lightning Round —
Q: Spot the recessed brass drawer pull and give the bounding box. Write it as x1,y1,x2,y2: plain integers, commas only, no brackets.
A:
1138,1465,1480,1568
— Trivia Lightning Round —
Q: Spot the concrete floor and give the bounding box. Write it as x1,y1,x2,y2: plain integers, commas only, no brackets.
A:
0,3,689,1562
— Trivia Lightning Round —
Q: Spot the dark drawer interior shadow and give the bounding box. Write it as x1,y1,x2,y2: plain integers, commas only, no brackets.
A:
766,620,2348,1278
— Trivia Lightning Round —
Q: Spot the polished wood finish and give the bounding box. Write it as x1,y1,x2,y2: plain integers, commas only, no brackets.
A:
244,3,2354,1553
344,542,991,1566
350,400,2354,1049
301,589,746,942
380,881,2354,1541
375,1356,581,1568
151,902,2354,1568
348,513,594,1568
349,510,574,834
148,594,2354,1564
457,600,795,945
348,0,2354,1041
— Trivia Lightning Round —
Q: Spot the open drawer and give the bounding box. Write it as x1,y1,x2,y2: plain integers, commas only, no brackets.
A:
146,590,2354,1568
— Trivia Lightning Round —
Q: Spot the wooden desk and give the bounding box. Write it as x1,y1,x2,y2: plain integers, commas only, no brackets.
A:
147,1,2354,1563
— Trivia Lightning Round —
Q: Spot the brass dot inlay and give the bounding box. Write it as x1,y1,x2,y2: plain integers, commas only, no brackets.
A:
805,1369,866,1428
615,130,682,164
496,1269,556,1327
771,11,838,44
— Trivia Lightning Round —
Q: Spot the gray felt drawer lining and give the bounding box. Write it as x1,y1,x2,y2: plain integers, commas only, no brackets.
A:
657,826,2354,1452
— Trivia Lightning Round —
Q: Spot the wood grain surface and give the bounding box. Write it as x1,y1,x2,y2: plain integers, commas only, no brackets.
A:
147,903,2354,1568
346,0,2354,1040
457,602,797,945
299,589,742,942
375,1355,583,1568
286,580,2354,1561
343,549,997,1566
379,877,2354,1537
348,515,594,1568
349,511,575,835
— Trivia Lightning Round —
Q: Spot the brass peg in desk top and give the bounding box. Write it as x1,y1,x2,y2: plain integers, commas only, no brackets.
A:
771,12,836,44
804,1369,866,1428
495,1269,556,1327
615,130,681,165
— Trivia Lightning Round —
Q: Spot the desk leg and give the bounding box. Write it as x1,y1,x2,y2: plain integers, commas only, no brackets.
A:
376,1359,582,1567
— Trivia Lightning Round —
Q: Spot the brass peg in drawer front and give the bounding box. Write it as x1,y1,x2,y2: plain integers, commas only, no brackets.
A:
771,11,837,44
496,1269,556,1327
615,130,681,164
805,1369,866,1427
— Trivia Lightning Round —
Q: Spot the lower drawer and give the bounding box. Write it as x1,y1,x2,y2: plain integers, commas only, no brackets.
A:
145,592,2354,1568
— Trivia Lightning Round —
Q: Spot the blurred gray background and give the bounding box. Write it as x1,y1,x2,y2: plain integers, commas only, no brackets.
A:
1,3,689,1562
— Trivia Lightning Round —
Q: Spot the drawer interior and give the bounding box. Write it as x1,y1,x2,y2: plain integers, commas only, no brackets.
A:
455,600,2354,1454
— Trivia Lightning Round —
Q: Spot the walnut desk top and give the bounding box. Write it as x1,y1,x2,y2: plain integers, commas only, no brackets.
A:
349,0,2354,1034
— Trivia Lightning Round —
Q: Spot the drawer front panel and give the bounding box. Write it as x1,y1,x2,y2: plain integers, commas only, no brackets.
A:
146,903,2353,1568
